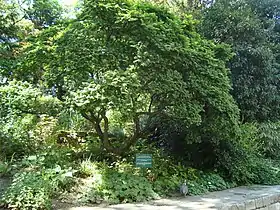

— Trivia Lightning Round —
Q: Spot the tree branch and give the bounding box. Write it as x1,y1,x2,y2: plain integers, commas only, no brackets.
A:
148,94,155,113
100,110,110,149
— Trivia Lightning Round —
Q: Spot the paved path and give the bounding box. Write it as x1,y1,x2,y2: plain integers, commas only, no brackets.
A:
55,185,280,210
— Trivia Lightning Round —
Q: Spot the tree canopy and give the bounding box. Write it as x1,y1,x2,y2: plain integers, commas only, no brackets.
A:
200,0,280,122
9,0,239,156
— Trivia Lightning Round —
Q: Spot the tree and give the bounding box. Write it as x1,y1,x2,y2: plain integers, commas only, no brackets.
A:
28,0,237,156
0,0,64,84
147,0,213,13
200,0,280,122
9,0,240,162
0,0,21,81
24,0,63,29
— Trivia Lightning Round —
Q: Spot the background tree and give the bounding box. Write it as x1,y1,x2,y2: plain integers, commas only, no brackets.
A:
24,0,63,29
0,0,21,81
200,0,280,122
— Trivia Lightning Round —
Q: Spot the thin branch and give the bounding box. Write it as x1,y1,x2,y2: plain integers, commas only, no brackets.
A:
81,111,92,122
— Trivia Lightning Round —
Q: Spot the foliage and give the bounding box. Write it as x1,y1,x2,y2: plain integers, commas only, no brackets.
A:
1,164,75,210
0,80,62,117
2,0,280,208
95,169,158,204
247,158,280,185
0,162,11,177
147,0,213,17
0,114,38,158
25,0,63,29
0,0,64,80
0,0,21,78
0,80,62,158
77,161,157,204
27,0,238,158
1,172,53,210
77,159,234,204
256,122,280,159
200,0,280,122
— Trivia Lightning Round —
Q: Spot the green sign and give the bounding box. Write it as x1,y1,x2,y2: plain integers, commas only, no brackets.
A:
136,154,152,168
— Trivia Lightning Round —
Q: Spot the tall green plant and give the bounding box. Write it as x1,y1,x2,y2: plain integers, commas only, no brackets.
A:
200,0,280,122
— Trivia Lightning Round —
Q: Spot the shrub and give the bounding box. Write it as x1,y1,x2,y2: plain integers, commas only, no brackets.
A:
0,162,10,177
1,165,76,210
99,170,158,204
1,172,53,210
78,158,99,177
257,122,280,159
151,163,234,196
79,161,158,204
246,158,280,185
222,123,280,185
77,156,235,205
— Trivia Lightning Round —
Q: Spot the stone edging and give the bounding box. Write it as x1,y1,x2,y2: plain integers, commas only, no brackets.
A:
221,193,280,210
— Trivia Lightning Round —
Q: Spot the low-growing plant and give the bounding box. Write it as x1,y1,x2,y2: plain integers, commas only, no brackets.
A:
100,169,158,204
0,162,10,177
78,158,99,177
1,165,76,210
80,162,158,204
246,158,280,185
1,172,53,210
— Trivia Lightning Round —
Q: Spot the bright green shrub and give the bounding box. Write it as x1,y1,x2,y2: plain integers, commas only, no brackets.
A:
1,172,53,210
79,161,158,204
152,175,181,196
246,158,280,185
99,170,158,204
151,161,234,196
17,147,77,171
0,114,38,158
0,162,10,177
78,159,100,177
257,122,280,159
0,81,62,159
1,165,76,210
224,122,280,185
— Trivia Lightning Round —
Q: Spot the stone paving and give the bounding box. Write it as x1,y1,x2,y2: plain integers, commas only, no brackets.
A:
55,185,280,210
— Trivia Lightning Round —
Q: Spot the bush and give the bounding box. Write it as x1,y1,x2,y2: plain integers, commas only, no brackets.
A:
246,158,280,185
16,147,77,171
0,162,10,178
99,170,158,204
257,122,280,159
222,123,280,185
0,115,38,159
79,159,98,178
1,165,76,210
77,157,234,205
79,161,158,204
1,172,53,210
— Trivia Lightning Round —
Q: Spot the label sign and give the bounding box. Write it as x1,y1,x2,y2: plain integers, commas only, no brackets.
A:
136,154,152,168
